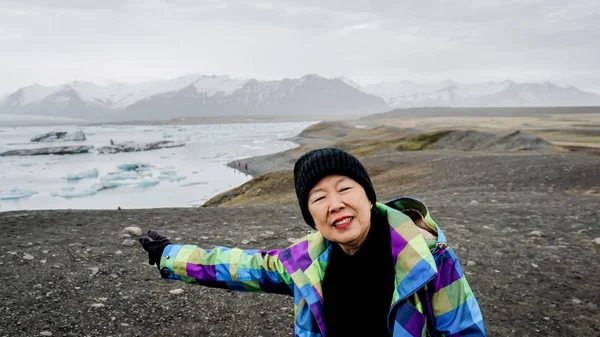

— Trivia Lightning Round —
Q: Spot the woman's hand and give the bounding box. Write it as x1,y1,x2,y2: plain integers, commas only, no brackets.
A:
138,230,171,268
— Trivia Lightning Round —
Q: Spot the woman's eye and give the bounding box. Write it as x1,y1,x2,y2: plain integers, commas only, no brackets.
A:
312,196,324,203
340,187,351,192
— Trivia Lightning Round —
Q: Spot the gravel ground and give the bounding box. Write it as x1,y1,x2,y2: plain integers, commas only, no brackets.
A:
1,150,599,337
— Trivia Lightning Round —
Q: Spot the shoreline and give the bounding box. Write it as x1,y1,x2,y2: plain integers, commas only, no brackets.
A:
1,117,599,336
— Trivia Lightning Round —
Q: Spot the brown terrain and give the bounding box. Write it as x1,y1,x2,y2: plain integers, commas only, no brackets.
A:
1,111,599,337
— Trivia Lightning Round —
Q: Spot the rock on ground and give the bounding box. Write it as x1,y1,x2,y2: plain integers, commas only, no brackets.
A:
123,226,143,236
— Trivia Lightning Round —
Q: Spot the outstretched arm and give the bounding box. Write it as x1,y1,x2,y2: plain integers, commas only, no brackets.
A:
159,244,294,296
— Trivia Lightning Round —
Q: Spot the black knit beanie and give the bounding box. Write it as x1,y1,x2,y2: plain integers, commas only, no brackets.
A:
293,147,376,228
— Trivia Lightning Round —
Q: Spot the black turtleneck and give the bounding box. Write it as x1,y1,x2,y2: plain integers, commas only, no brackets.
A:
322,212,395,337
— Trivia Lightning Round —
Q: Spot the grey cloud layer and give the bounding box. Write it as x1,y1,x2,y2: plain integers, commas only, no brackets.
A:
0,0,598,94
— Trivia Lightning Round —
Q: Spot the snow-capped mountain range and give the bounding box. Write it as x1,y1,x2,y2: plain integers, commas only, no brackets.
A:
1,74,599,122
361,80,600,108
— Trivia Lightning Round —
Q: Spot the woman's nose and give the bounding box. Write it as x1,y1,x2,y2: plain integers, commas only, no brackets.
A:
328,193,345,213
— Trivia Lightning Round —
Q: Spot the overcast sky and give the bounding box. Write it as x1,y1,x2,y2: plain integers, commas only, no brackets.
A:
1,0,599,94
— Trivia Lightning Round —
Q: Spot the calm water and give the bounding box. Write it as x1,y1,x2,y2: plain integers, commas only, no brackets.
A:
0,121,314,212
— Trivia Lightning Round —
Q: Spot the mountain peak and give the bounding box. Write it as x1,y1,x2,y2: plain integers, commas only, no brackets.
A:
362,79,600,107
334,76,361,89
300,74,326,81
2,76,599,118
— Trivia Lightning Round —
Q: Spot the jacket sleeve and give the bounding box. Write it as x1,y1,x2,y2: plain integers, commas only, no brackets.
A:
430,248,486,337
158,244,294,296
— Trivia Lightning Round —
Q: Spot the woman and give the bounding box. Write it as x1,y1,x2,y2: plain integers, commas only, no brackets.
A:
139,147,486,337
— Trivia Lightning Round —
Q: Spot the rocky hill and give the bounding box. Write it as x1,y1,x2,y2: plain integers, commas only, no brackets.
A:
204,122,564,207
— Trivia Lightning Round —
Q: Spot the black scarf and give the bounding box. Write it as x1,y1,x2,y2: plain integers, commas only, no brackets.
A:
322,211,395,337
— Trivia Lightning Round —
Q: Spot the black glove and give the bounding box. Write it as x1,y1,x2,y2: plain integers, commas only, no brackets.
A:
139,230,171,269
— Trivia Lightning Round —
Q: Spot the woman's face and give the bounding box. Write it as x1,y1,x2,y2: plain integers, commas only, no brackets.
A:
307,174,372,255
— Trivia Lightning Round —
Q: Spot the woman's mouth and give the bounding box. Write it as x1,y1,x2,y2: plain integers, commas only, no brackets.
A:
333,217,353,229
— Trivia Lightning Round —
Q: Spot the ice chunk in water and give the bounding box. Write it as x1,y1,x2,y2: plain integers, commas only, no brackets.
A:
98,178,131,188
65,168,99,181
52,188,97,199
117,163,151,172
137,170,153,178
52,180,115,198
96,180,120,190
0,188,39,200
103,171,138,181
64,130,86,141
159,170,177,176
159,171,186,182
181,181,208,187
136,179,160,188
95,164,162,189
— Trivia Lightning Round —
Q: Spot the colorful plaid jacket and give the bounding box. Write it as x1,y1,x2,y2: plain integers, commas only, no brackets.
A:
159,197,486,337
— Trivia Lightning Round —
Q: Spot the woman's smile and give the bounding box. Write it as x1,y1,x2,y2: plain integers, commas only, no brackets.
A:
332,216,353,229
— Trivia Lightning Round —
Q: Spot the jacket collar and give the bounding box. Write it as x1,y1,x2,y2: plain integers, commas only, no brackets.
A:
279,197,440,336
376,200,439,303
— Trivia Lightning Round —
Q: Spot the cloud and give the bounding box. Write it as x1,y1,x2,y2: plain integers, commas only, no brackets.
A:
0,0,598,94
0,0,130,10
0,26,23,41
335,22,379,35
0,33,22,41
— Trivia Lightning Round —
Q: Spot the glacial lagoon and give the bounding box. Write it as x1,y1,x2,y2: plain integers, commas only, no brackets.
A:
0,121,313,212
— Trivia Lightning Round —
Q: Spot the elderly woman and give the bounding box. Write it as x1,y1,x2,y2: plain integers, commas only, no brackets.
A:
139,147,486,337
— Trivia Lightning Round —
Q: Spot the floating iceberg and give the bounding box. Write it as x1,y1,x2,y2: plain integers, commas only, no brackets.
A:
95,180,120,190
0,188,39,200
46,159,65,165
137,170,153,178
51,162,179,199
97,140,185,154
31,132,68,142
158,170,186,182
52,179,120,199
52,188,97,199
1,145,94,157
65,168,99,181
159,169,177,176
180,181,208,187
117,163,151,172
98,164,161,188
136,179,160,188
164,175,186,182
31,130,86,142
102,171,139,181
96,178,137,188
65,130,86,141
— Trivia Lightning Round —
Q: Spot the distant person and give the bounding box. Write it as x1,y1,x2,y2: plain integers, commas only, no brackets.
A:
139,147,486,337
244,162,248,171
